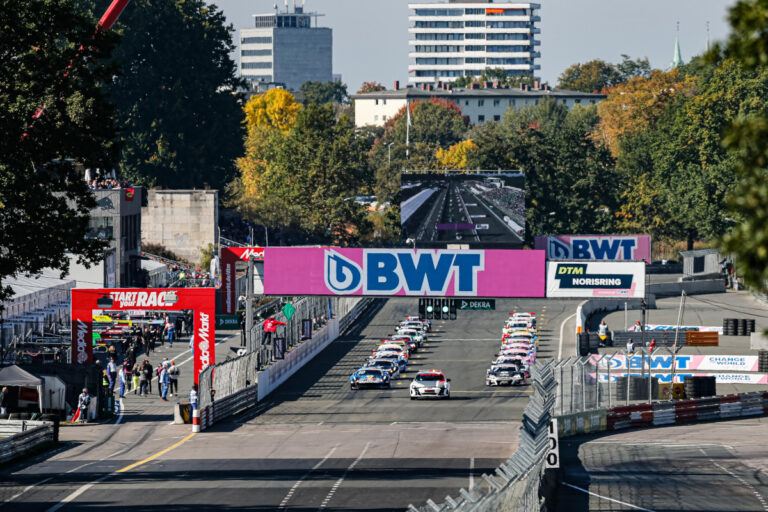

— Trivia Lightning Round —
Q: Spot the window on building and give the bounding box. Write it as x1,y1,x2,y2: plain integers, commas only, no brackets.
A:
242,62,272,69
465,45,485,52
374,115,379,121
241,36,273,44
590,100,596,105
465,57,485,64
478,115,485,123
465,100,470,106
383,99,387,105
415,33,463,41
493,99,500,106
241,49,272,56
87,217,113,241
465,21,485,27
575,99,581,104
465,33,485,39
509,99,516,107
465,8,485,15
477,100,484,106
383,115,387,121
493,115,501,121
375,99,379,105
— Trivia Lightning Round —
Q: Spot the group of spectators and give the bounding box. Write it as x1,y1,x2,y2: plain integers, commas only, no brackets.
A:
86,178,131,190
167,265,212,288
479,185,525,221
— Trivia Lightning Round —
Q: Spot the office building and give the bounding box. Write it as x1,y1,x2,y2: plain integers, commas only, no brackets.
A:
239,2,332,91
408,1,541,84
352,81,605,127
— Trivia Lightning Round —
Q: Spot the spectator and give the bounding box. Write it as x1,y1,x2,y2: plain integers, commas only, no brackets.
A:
190,384,199,411
107,357,118,393
626,338,635,355
132,362,141,395
118,366,127,398
168,361,180,397
139,360,151,396
159,365,170,401
0,387,8,415
77,388,91,423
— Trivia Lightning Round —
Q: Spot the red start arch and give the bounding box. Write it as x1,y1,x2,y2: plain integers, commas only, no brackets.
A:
71,288,215,383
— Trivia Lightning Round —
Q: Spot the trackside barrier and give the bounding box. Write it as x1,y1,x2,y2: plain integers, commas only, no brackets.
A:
409,362,558,512
557,391,768,438
197,297,371,430
0,420,55,464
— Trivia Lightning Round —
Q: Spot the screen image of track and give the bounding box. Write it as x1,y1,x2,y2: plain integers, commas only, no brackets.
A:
401,170,525,248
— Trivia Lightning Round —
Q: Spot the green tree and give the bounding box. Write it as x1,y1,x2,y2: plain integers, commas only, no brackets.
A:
299,80,349,105
718,0,768,288
466,121,512,169
0,0,114,303
236,104,370,243
558,55,651,92
91,0,244,191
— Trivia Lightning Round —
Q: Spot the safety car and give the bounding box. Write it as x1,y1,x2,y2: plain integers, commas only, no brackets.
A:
409,369,451,400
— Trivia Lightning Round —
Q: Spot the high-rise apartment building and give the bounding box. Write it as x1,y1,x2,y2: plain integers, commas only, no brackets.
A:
408,1,541,84
239,3,332,91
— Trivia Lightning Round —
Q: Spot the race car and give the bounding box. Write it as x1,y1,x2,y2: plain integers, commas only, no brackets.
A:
350,368,391,390
368,351,407,372
508,312,536,329
399,320,429,334
382,336,418,353
396,327,425,345
486,364,526,386
410,369,451,400
501,342,536,354
366,359,400,378
372,343,409,361
404,315,431,331
390,333,422,350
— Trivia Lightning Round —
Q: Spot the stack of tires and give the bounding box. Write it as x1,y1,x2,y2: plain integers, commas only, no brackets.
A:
612,376,659,401
684,376,716,398
759,350,768,373
722,318,756,336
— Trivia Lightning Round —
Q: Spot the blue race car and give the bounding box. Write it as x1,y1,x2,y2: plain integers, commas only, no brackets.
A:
350,368,391,390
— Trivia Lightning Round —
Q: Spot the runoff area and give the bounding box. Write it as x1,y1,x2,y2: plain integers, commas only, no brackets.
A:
1,243,767,512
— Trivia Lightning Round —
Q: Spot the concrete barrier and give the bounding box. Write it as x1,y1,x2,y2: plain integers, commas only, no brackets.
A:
0,420,55,463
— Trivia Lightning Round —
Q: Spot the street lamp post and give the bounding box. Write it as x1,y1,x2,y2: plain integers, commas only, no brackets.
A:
387,142,395,164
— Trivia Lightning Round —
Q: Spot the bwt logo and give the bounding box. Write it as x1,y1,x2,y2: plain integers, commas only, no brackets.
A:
197,312,211,368
76,319,89,364
548,237,638,260
324,249,485,295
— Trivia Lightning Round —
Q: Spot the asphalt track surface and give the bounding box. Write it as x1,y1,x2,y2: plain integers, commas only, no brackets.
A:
556,417,768,512
0,298,576,512
413,181,523,244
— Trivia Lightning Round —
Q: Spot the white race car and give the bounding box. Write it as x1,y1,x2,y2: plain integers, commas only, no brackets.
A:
486,364,527,386
410,369,451,400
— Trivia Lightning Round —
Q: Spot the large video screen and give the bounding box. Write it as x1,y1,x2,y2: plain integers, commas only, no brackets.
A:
400,171,525,248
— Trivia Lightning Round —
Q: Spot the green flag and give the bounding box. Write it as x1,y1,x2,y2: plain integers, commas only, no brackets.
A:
282,302,296,321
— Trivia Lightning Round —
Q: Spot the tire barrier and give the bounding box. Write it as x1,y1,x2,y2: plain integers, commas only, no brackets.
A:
759,350,768,373
683,376,716,398
723,318,756,336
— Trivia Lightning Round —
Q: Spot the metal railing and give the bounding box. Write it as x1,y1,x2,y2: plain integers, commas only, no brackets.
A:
409,361,558,512
0,420,55,464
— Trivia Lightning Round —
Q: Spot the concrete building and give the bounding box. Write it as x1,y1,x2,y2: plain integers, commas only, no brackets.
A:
141,190,219,266
239,3,332,91
352,82,606,127
408,1,541,85
87,188,143,288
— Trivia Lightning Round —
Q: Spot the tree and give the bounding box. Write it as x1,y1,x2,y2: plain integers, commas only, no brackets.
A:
558,55,651,93
465,121,513,169
243,88,301,135
357,82,386,94
718,0,768,288
234,104,370,243
435,140,478,169
93,0,244,191
594,69,693,157
557,59,621,92
0,0,114,304
299,80,349,105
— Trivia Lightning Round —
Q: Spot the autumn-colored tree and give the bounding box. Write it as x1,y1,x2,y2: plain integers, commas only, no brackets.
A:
435,140,478,169
357,81,387,94
557,59,621,93
243,88,301,135
594,69,693,157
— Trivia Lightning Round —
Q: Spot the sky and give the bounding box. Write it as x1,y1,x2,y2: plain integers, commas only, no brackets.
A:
208,0,735,92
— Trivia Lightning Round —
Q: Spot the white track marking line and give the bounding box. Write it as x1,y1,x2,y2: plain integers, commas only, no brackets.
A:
46,474,112,512
559,313,577,360
469,457,474,490
562,482,656,512
4,478,52,504
278,445,338,510
699,448,768,511
318,442,371,511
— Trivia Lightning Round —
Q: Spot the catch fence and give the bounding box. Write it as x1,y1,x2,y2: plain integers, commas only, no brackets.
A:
409,361,558,512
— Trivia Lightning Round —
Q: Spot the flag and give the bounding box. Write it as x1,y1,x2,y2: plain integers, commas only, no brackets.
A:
406,101,411,128
124,188,135,201
282,302,296,321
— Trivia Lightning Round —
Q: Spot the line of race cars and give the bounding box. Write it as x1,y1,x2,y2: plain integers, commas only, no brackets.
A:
349,315,452,400
485,312,538,387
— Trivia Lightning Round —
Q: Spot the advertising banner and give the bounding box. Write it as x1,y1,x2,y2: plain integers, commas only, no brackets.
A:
535,235,651,263
592,372,768,384
546,261,645,298
220,246,264,315
71,288,215,384
590,354,759,372
263,248,546,297
631,324,723,334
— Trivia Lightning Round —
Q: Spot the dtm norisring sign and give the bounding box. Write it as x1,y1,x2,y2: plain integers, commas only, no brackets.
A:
546,261,646,298
263,248,546,297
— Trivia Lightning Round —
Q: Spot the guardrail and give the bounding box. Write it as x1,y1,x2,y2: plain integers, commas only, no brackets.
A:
409,361,558,512
197,297,372,429
0,420,55,464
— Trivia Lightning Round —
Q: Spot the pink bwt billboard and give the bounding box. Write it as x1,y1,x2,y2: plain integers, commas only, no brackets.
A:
535,235,652,263
263,248,546,297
